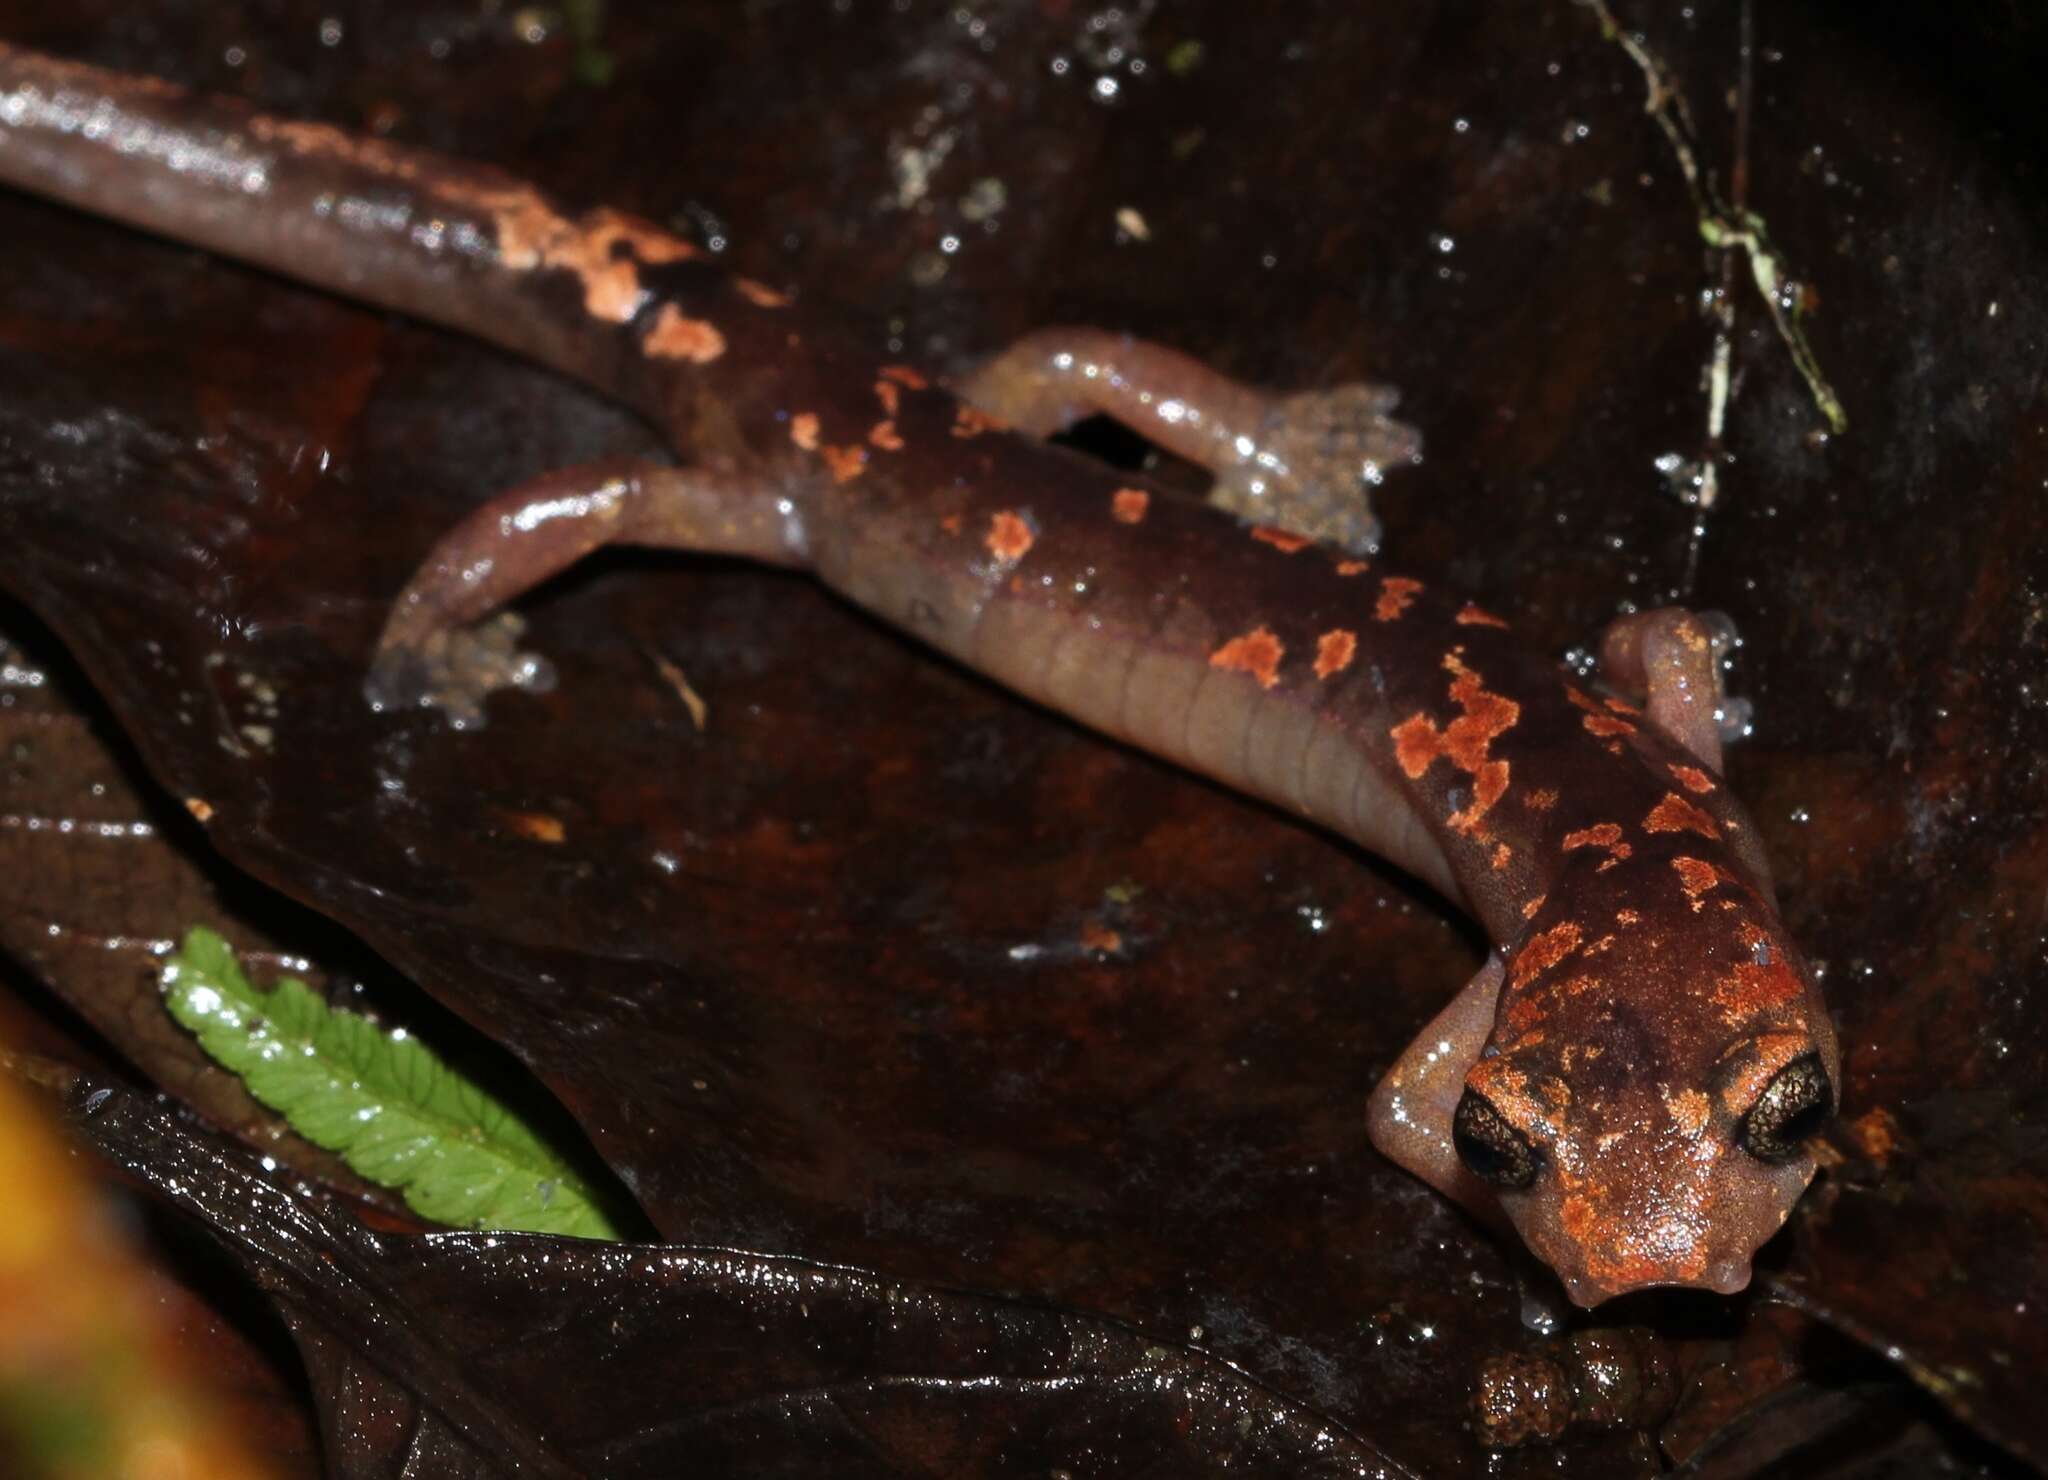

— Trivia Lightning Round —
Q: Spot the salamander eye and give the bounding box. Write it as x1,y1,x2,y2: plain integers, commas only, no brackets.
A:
1453,1089,1539,1190
1737,1052,1834,1163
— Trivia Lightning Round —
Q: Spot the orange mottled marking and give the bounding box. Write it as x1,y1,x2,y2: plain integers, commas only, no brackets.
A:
1615,908,1641,925
874,379,901,417
1671,856,1721,909
868,419,904,451
1561,822,1633,871
1711,959,1802,1022
940,513,964,535
1466,1058,1533,1115
987,510,1035,563
549,204,678,273
1645,792,1720,839
475,194,697,321
1565,687,1637,735
1313,629,1358,680
952,404,1004,437
1605,696,1643,716
1389,715,1439,778
1251,525,1311,554
820,444,867,483
1112,488,1151,524
1559,1193,1598,1246
1562,822,1623,852
644,303,727,363
1375,576,1424,621
735,277,791,308
1668,763,1716,794
789,412,821,451
1455,602,1510,629
1559,1178,1700,1288
880,364,930,389
1522,894,1547,920
1491,842,1513,871
1510,921,1582,988
1524,787,1559,812
1663,1086,1711,1138
1386,653,1521,834
1209,626,1286,690
1335,559,1371,577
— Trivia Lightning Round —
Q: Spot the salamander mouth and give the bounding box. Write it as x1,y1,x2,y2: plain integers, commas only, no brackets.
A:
1557,1255,1753,1308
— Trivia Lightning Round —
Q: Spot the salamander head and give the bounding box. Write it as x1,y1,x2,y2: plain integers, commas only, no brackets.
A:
1458,852,1839,1307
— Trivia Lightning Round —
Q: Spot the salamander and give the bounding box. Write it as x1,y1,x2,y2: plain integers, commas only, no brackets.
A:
0,42,1838,1307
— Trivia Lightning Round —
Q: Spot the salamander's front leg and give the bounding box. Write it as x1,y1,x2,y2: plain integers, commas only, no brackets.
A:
1366,952,1509,1236
956,327,1421,554
1596,608,1751,774
365,458,811,727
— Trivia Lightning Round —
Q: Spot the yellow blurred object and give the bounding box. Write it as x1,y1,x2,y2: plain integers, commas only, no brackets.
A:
0,1064,273,1480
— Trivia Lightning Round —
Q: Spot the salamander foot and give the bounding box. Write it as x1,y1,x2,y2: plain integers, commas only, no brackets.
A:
958,326,1419,555
1596,608,1749,774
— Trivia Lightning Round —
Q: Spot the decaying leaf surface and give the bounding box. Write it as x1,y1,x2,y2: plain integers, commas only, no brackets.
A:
0,1,2043,1476
58,1069,1416,1479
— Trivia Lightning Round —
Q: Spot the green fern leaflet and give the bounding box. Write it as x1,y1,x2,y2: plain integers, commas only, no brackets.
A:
161,927,624,1240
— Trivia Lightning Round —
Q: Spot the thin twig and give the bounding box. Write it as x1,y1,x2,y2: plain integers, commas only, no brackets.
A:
1577,0,1848,440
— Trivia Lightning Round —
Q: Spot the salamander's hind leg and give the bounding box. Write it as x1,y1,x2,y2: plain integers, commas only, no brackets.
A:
955,326,1421,554
1595,608,1751,775
365,457,811,727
